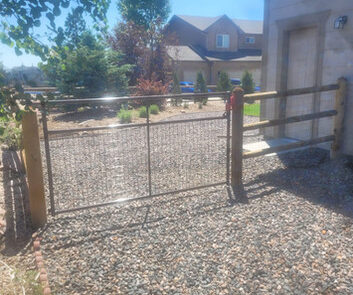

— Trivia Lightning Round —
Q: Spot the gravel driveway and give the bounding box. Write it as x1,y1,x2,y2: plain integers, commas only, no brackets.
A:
39,113,353,294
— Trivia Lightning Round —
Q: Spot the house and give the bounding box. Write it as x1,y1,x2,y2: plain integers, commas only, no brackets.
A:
166,15,263,85
261,0,353,155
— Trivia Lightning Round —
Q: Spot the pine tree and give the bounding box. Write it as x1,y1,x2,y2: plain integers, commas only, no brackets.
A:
194,72,207,104
217,71,232,92
241,70,255,94
171,72,182,106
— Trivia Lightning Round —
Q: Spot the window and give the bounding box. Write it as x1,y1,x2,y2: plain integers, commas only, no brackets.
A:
246,37,255,44
216,34,230,48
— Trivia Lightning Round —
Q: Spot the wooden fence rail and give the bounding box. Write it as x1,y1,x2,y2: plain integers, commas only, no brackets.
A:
231,77,347,193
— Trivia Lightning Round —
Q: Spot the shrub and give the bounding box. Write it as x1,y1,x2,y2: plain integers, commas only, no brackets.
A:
117,108,132,123
139,106,148,118
241,70,255,95
0,120,22,150
134,74,169,109
171,72,182,106
150,104,159,114
194,72,208,104
217,71,232,92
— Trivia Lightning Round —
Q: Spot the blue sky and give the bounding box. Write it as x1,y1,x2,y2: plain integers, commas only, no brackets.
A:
0,0,264,69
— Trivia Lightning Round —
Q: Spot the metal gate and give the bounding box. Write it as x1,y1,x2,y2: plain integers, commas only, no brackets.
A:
39,92,231,215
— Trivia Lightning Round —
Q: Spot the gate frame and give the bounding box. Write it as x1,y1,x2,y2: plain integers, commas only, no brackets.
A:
38,91,232,215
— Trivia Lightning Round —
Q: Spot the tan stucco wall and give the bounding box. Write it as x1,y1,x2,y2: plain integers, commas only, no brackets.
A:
174,61,210,83
174,60,261,85
205,18,239,51
212,61,261,85
261,0,353,155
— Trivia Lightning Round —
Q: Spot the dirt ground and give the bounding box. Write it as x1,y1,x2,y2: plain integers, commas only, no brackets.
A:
43,100,227,131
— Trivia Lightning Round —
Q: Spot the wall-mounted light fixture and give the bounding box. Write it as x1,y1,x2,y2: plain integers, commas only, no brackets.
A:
334,16,348,29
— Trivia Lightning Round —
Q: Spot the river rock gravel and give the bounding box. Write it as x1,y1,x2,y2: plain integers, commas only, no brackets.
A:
38,113,353,294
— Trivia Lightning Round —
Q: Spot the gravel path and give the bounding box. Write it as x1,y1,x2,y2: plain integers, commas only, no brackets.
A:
39,112,353,294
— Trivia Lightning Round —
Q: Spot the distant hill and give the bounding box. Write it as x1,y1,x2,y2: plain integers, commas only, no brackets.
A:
7,66,49,87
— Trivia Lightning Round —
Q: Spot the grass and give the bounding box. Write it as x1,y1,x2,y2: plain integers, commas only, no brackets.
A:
0,260,43,295
244,102,260,117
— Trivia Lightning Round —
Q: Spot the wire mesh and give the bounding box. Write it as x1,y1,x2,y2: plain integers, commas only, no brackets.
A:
40,105,229,213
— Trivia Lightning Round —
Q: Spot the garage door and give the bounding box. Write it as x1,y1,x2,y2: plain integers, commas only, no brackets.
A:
183,70,205,83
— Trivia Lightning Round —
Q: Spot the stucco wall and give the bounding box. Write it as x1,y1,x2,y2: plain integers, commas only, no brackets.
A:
261,0,353,155
212,61,262,85
174,60,261,85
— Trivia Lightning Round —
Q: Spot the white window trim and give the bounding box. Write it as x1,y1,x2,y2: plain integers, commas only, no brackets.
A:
216,34,230,48
246,37,255,44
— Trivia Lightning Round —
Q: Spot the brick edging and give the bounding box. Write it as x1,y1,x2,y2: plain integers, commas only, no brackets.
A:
32,233,51,295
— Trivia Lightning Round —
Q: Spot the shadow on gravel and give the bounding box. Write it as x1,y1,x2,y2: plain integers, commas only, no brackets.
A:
52,107,118,123
44,188,237,250
1,150,32,255
244,148,353,218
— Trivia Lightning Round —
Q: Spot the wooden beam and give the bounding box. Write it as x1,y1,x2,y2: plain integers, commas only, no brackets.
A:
22,111,47,228
243,84,339,102
243,135,335,159
231,88,244,188
331,77,348,159
243,110,337,131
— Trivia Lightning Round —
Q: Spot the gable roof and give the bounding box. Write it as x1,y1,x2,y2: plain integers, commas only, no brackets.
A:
175,15,263,34
167,45,261,62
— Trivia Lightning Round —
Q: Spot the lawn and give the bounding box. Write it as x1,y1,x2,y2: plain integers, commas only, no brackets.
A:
244,102,260,116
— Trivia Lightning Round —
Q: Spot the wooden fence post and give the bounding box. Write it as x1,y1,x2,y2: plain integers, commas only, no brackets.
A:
331,77,347,159
22,110,47,228
231,87,244,189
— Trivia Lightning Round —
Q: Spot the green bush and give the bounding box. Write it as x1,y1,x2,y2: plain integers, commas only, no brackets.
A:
217,71,232,92
0,120,22,150
139,106,148,118
117,108,132,123
194,72,208,104
171,72,182,106
150,104,159,114
241,70,255,95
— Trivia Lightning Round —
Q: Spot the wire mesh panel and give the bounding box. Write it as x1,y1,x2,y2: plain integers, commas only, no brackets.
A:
38,92,231,214
43,126,149,212
149,117,227,195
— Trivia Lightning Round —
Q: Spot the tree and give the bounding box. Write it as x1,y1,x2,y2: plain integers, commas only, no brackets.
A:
217,71,232,92
108,21,146,85
241,70,255,94
171,72,181,106
0,0,110,59
118,0,170,29
0,63,7,87
40,32,132,98
194,72,207,105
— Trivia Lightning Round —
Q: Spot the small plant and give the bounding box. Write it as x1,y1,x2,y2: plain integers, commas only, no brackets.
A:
171,72,182,106
117,107,132,123
198,102,203,109
194,72,208,104
139,106,148,118
150,104,159,114
183,102,189,109
134,74,168,109
217,71,232,92
0,119,22,150
77,106,86,112
241,70,255,95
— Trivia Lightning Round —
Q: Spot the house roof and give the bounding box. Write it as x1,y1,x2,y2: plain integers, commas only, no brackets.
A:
175,15,263,34
167,46,205,61
167,45,261,62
